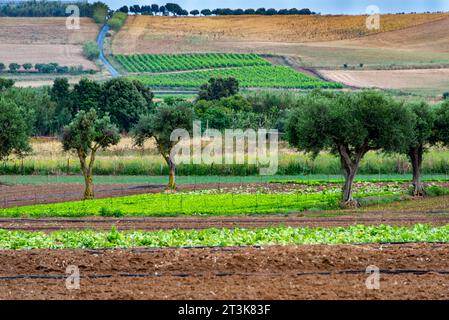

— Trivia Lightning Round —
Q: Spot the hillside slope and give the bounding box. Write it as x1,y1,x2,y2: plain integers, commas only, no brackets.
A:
0,17,98,68
112,13,449,54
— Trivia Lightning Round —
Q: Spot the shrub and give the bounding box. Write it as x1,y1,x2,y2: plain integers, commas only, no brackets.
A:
82,41,100,61
107,12,127,31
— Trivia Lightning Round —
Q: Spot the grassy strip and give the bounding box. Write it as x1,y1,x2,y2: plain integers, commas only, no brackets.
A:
270,178,449,185
0,193,345,217
0,224,448,249
3,174,449,186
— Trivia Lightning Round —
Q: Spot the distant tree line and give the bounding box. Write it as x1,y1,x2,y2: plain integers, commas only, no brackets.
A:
117,3,315,16
0,62,95,75
0,1,110,23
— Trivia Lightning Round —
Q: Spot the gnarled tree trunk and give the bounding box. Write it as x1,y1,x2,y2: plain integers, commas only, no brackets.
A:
83,172,94,200
167,156,176,190
339,144,366,208
409,146,425,197
78,148,97,200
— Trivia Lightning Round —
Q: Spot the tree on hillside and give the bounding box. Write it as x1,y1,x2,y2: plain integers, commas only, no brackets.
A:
22,63,33,71
8,63,20,73
0,63,5,73
118,6,129,14
133,103,193,190
403,101,436,196
244,9,256,15
0,98,32,161
201,9,212,16
198,77,239,101
62,109,120,199
190,10,199,16
130,5,141,14
99,78,150,131
286,91,413,207
165,3,183,16
151,4,159,14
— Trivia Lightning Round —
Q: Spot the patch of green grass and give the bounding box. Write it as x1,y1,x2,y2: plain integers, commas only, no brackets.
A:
0,192,344,218
0,224,448,249
3,174,449,186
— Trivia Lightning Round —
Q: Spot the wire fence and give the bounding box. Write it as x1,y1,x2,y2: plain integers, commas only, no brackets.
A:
1,162,449,211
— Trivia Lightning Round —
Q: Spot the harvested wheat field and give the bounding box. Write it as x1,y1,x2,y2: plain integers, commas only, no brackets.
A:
320,68,449,90
112,13,449,54
0,17,99,68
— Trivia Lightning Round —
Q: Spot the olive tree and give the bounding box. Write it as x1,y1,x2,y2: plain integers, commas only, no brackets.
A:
62,109,120,199
133,103,193,190
0,98,32,161
404,102,436,196
435,100,449,176
286,91,413,207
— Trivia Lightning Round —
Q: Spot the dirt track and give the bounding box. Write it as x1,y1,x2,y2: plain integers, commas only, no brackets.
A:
1,244,448,299
2,212,449,232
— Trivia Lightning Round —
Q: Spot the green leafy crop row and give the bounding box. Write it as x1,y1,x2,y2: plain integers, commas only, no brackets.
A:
115,53,270,73
130,66,343,89
0,224,448,249
0,192,343,217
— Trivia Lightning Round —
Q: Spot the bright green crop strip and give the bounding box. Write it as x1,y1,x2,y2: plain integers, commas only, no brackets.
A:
130,66,342,89
0,224,448,249
115,53,271,73
0,193,344,217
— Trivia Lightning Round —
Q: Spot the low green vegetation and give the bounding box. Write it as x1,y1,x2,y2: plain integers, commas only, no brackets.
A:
0,188,401,218
115,53,270,73
107,11,127,31
130,66,343,89
82,41,100,61
0,224,448,249
2,174,449,186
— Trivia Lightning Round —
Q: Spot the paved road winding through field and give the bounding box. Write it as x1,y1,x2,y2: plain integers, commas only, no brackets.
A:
97,24,119,77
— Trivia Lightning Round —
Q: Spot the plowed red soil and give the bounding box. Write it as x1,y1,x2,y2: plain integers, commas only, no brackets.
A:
1,212,449,232
1,244,449,300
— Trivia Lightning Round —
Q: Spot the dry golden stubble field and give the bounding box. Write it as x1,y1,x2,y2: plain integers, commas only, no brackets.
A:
0,17,99,69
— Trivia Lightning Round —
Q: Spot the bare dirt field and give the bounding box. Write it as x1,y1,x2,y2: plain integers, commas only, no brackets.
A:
1,244,448,299
0,17,98,68
2,212,449,232
320,68,449,90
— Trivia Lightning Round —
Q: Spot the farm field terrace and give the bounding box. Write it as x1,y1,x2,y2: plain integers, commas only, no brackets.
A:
128,65,342,89
2,178,449,217
114,53,270,73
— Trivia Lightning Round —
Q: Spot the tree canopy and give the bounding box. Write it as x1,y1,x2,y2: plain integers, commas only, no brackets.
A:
62,109,120,199
286,90,413,205
0,98,32,161
133,103,194,189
